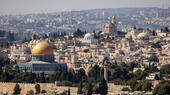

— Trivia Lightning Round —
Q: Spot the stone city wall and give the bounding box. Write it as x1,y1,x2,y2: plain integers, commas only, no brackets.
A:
0,82,129,95
0,82,78,95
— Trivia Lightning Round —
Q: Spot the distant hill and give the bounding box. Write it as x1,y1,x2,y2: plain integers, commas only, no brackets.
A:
0,7,169,35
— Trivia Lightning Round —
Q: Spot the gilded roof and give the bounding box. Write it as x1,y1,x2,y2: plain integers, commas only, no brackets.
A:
32,41,54,56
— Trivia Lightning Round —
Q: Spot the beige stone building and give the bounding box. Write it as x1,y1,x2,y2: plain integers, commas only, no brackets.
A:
101,16,117,36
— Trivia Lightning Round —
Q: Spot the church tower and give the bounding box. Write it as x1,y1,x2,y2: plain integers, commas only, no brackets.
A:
101,16,117,37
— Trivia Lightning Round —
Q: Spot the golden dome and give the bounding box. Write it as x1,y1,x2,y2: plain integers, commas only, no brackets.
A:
32,41,54,56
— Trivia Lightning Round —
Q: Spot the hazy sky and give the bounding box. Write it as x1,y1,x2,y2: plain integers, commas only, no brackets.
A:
0,0,169,15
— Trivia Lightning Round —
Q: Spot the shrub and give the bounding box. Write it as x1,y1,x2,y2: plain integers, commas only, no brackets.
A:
41,90,46,93
122,87,130,91
62,81,72,86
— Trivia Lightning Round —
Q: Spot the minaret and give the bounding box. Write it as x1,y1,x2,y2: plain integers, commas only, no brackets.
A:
103,57,108,82
71,46,76,64
112,16,116,24
104,65,108,82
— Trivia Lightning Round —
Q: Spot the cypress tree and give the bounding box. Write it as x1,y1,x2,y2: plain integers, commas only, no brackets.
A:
99,78,108,95
35,84,41,94
77,82,83,94
87,82,93,95
13,83,21,95
68,88,70,95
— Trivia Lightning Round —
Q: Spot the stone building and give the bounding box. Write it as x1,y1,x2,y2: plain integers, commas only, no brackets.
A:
13,41,67,74
101,16,117,36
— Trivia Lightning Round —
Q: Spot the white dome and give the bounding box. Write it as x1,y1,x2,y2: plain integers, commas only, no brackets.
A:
84,33,93,40
137,32,149,39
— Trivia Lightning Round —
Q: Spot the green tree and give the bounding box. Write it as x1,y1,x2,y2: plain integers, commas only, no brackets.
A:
59,90,67,95
122,87,130,91
93,85,99,94
41,90,46,93
68,88,70,95
160,64,170,74
141,80,152,91
134,80,152,91
153,80,170,95
73,28,85,37
99,78,108,95
35,84,40,94
62,80,72,86
40,72,46,83
148,55,159,62
87,82,93,95
88,65,101,82
77,82,83,94
13,83,21,95
126,78,137,91
77,68,86,82
155,74,159,80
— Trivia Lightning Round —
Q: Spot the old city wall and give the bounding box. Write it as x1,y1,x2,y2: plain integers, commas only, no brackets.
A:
0,82,129,95
108,83,130,94
0,82,78,95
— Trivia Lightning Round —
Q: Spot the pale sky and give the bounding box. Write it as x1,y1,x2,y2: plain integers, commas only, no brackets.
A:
0,0,169,15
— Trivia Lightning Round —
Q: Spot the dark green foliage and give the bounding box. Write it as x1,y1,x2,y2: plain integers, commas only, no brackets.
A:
50,31,67,39
88,65,101,82
155,74,159,80
93,85,100,94
40,72,46,83
13,83,21,95
144,64,159,73
59,90,67,95
0,57,10,74
152,30,157,36
68,88,70,95
77,82,83,94
99,78,108,95
83,49,89,52
128,62,138,71
148,55,159,62
41,90,46,93
87,82,93,95
110,62,130,81
122,87,130,91
161,27,170,32
99,38,112,43
35,84,40,94
153,80,170,95
160,64,170,74
73,28,85,37
134,80,152,91
62,80,72,86
126,78,137,91
0,71,10,82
